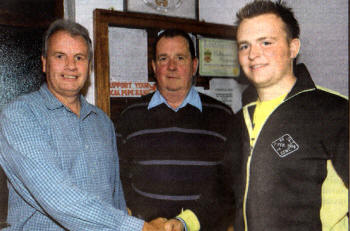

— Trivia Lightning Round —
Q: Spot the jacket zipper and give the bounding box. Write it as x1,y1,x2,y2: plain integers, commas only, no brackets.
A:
241,88,316,230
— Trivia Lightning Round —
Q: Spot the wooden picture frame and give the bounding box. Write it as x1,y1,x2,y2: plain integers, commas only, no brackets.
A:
93,9,236,119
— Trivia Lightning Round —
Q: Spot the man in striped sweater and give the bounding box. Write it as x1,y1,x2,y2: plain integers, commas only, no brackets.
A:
117,29,241,231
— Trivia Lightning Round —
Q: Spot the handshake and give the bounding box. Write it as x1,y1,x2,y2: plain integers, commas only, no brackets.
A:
143,217,184,231
138,209,200,231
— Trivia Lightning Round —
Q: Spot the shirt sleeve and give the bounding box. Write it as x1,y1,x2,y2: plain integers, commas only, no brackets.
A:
112,122,128,211
0,103,144,231
115,110,134,210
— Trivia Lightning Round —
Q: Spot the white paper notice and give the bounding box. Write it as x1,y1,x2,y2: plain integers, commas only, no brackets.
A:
196,79,247,113
109,27,148,82
210,78,247,113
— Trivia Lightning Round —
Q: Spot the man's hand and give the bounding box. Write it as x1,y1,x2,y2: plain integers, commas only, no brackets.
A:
142,217,168,231
142,217,184,231
164,219,184,231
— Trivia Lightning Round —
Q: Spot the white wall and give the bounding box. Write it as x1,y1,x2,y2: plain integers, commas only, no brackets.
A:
198,0,243,25
287,0,348,96
199,0,348,97
69,0,123,104
72,0,348,105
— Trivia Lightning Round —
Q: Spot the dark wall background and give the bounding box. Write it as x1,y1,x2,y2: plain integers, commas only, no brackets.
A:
0,23,46,228
0,27,44,223
0,25,44,110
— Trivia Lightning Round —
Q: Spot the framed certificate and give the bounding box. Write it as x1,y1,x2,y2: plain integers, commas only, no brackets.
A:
124,0,198,19
199,37,239,77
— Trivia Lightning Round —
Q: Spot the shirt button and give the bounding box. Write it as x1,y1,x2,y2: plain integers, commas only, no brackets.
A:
85,145,89,149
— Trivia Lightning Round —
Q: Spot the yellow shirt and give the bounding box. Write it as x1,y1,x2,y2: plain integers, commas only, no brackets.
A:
250,93,286,147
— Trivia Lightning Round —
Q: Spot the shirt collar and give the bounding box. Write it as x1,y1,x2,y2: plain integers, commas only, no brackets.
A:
148,86,202,112
39,83,97,118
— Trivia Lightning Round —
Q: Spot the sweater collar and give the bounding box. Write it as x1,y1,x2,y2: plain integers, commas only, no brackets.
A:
148,86,202,112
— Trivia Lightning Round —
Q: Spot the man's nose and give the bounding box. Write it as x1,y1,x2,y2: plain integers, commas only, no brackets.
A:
248,44,262,60
65,57,77,70
167,58,177,70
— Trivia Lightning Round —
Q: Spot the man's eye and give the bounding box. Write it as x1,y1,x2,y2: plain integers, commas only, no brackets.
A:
177,56,185,60
75,56,84,61
262,41,272,46
56,54,64,59
239,44,248,51
158,57,167,62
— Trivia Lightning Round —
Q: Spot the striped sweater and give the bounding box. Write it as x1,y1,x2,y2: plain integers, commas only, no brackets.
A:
116,92,241,231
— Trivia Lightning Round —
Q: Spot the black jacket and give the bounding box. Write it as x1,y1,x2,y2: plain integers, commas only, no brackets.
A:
234,64,349,231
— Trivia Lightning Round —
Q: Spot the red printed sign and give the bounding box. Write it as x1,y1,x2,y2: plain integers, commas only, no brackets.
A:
110,81,157,97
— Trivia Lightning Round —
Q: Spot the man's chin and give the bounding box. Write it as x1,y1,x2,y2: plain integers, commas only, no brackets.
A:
165,86,182,92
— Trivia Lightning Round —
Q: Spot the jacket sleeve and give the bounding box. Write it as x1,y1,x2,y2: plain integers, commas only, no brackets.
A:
324,99,349,187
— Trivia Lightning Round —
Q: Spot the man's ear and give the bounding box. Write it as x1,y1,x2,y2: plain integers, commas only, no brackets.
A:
290,38,300,59
151,60,156,73
88,62,92,75
192,57,198,76
41,56,47,73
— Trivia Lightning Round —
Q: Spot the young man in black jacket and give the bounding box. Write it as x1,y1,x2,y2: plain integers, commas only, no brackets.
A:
234,1,348,230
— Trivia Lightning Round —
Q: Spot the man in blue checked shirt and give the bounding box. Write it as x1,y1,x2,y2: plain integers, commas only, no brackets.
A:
0,19,182,231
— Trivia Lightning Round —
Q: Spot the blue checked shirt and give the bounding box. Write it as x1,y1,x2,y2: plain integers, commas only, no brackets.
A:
0,84,144,230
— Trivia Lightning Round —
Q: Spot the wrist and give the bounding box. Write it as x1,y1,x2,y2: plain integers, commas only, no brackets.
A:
142,221,151,231
175,217,187,231
176,209,200,231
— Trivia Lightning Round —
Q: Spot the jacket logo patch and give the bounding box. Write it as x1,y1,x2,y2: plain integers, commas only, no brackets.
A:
271,134,299,158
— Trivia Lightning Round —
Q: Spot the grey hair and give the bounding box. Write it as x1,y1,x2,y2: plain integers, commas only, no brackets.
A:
42,19,93,63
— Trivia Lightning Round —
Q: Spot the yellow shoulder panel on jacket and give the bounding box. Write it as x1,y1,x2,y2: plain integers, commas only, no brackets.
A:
320,160,348,231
